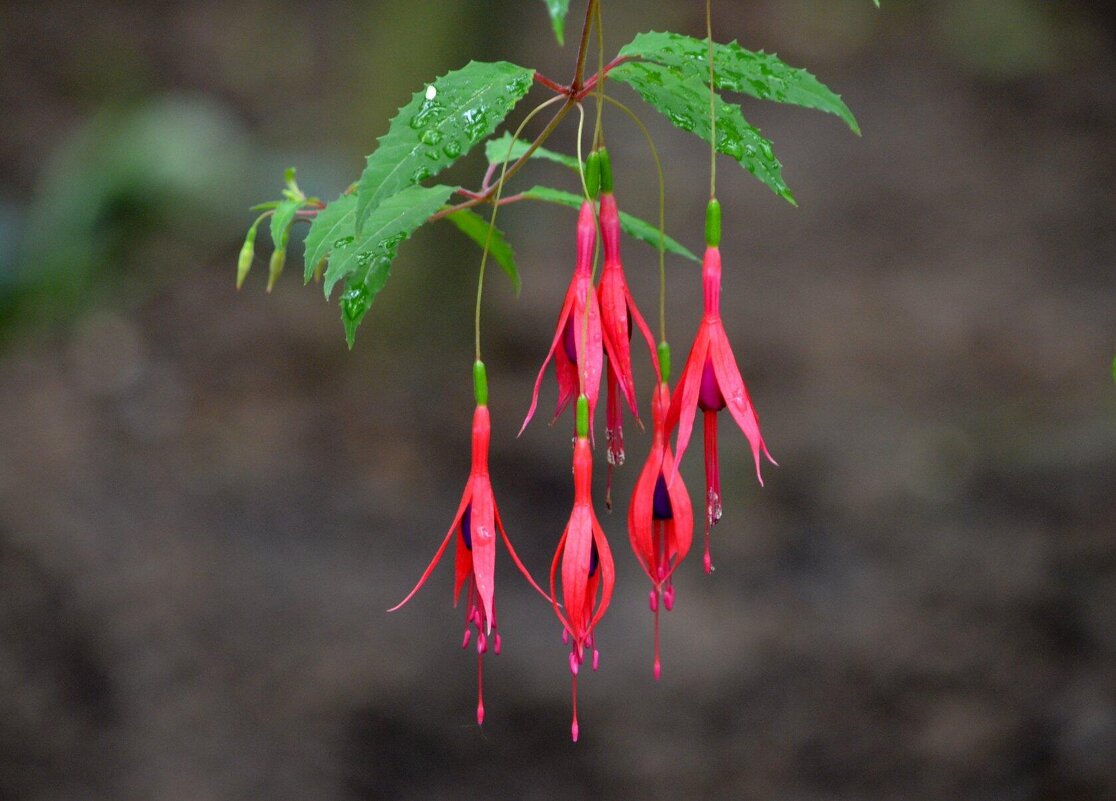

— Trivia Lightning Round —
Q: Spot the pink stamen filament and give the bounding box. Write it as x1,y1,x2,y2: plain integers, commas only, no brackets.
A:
703,410,721,574
571,674,580,742
476,652,485,726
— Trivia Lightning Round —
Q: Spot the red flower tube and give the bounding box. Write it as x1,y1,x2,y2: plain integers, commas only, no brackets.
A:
629,379,693,679
667,201,776,573
390,362,546,725
520,200,603,438
551,395,615,742
597,188,657,506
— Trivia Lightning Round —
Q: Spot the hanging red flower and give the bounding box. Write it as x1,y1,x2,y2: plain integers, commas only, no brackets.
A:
520,200,603,438
668,201,776,572
550,395,615,741
390,362,546,725
628,379,693,678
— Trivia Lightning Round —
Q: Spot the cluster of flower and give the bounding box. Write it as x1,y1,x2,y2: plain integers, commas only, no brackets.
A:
392,158,775,741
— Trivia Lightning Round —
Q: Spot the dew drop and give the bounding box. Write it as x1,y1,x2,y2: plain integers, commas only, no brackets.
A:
442,140,462,159
425,84,437,101
340,282,371,322
420,129,443,146
332,235,354,250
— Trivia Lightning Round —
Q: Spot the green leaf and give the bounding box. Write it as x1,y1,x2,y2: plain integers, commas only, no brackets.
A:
521,185,698,262
611,61,793,204
355,61,534,228
485,132,580,172
339,269,389,349
445,209,519,294
302,193,357,282
324,183,455,344
269,199,302,252
618,32,859,135
541,0,569,45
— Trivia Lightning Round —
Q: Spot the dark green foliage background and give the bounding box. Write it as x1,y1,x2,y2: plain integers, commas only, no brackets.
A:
0,1,1113,799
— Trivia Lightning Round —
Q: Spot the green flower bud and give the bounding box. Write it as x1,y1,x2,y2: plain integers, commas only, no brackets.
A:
658,341,672,384
473,360,489,406
585,151,601,199
576,394,590,440
236,224,258,289
705,198,722,247
598,147,613,194
267,248,286,293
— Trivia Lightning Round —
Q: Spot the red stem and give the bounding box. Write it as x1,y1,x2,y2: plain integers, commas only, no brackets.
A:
575,56,632,100
534,72,566,94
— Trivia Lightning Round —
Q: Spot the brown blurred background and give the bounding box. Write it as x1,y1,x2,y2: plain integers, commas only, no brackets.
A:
1,1,1114,799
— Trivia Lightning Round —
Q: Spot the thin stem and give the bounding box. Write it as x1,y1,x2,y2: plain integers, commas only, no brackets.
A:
571,0,600,93
576,55,632,100
475,95,567,361
707,0,717,200
534,72,565,93
600,94,667,343
592,1,606,149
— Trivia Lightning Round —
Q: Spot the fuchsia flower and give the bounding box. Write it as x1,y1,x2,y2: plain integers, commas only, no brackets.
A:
520,200,603,437
551,395,615,742
597,190,657,506
390,363,546,726
628,380,693,679
667,202,776,573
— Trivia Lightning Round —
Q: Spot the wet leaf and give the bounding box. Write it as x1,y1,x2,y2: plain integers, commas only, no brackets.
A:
302,193,356,282
619,32,859,134
323,184,455,345
611,61,794,204
356,61,534,228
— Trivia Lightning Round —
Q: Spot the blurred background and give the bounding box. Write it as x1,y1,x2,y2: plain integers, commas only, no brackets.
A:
1,0,1114,798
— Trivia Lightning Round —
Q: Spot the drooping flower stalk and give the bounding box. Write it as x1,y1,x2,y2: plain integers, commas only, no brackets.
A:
667,201,776,572
551,394,615,741
390,362,547,725
628,371,693,679
520,200,603,438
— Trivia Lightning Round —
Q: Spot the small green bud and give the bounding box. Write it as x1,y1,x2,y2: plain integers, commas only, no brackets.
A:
473,360,489,406
576,394,590,439
236,226,257,289
658,341,672,384
236,244,254,292
267,248,286,293
598,147,613,194
705,198,722,247
585,151,601,199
